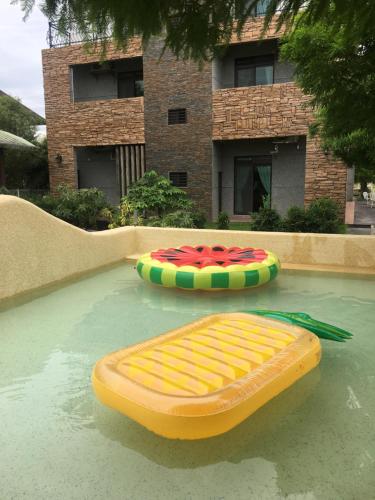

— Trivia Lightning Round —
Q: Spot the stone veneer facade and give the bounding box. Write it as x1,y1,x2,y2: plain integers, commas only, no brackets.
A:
42,16,348,217
42,40,144,188
212,84,347,211
143,38,213,215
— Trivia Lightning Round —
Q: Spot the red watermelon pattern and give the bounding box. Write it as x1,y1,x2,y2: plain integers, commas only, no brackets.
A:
150,245,268,269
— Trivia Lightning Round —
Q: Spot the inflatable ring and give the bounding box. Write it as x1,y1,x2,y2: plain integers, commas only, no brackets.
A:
136,245,280,291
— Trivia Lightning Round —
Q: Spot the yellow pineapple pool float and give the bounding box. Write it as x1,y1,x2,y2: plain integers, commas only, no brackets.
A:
91,311,353,440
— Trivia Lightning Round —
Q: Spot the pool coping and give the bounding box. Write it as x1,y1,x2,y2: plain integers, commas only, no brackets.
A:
1,195,375,303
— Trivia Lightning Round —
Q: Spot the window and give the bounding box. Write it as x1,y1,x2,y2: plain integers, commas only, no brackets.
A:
234,156,271,214
71,57,143,102
235,55,274,87
254,0,272,16
118,71,144,98
234,0,272,18
168,108,187,124
169,171,188,187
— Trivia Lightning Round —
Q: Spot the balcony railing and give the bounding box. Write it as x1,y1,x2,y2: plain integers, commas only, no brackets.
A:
47,22,111,49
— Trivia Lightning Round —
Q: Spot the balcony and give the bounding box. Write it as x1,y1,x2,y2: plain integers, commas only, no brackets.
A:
71,57,144,103
47,21,112,48
212,82,312,141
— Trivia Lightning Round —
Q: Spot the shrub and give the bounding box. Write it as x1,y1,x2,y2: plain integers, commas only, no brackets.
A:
161,210,196,228
217,211,230,230
32,185,111,229
104,199,143,229
145,216,163,227
250,207,282,232
283,206,310,232
125,170,192,216
306,198,342,233
191,210,207,229
0,186,10,194
282,198,342,233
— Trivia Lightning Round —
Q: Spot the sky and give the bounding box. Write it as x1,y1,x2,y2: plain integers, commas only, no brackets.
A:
0,2,48,118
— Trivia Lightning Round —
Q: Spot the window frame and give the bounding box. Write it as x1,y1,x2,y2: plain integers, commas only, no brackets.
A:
117,70,144,99
168,108,187,125
254,0,272,16
235,55,275,88
233,155,272,215
169,171,188,187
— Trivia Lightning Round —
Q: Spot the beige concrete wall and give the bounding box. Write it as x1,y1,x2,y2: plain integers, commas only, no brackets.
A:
0,196,136,301
1,196,375,302
133,227,375,274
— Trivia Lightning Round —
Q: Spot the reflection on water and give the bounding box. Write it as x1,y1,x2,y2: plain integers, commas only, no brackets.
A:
0,264,374,499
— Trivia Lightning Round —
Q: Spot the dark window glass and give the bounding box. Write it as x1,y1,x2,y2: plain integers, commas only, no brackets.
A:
235,55,274,87
234,157,271,214
169,172,188,187
118,71,144,98
218,171,223,212
255,0,272,16
235,0,271,18
168,108,187,124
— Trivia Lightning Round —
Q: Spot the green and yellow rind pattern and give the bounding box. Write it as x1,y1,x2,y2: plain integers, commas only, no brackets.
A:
136,251,280,291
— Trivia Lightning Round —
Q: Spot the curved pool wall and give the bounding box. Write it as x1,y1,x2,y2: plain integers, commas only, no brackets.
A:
1,195,375,302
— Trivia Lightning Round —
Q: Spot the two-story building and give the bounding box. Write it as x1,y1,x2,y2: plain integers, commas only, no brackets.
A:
42,14,351,219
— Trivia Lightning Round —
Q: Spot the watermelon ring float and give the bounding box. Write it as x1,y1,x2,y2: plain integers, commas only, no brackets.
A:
136,245,280,291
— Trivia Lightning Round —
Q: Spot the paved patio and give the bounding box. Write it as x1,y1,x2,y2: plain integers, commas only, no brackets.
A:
347,201,375,234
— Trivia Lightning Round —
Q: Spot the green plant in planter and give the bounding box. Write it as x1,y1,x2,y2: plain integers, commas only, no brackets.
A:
105,199,143,229
125,170,192,217
217,211,230,230
306,198,342,233
161,210,196,228
31,185,110,229
250,207,282,232
283,206,310,232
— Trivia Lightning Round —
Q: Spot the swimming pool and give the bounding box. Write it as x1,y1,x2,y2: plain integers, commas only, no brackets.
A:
1,263,374,499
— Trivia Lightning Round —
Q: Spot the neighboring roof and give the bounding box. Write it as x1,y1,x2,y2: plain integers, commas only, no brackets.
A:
0,130,36,149
0,90,45,126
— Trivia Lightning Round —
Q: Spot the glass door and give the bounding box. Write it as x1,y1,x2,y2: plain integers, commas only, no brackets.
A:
234,157,271,214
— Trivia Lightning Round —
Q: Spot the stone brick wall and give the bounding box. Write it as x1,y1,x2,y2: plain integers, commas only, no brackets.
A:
231,16,286,45
143,38,213,217
42,40,144,188
42,22,347,218
212,83,311,140
305,136,347,213
212,83,347,215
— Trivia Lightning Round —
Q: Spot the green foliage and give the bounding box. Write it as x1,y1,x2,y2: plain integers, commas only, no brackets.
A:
143,211,198,228
306,197,341,234
145,216,164,227
104,199,143,229
146,210,205,228
33,185,111,229
0,186,10,195
19,0,374,60
217,211,230,230
125,170,192,216
0,94,48,189
281,16,375,173
0,94,40,141
191,210,207,229
105,171,204,229
4,138,49,190
281,198,342,233
161,210,196,228
283,206,310,232
250,207,282,232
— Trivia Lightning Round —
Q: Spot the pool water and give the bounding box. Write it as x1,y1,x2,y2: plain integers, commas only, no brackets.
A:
1,263,374,499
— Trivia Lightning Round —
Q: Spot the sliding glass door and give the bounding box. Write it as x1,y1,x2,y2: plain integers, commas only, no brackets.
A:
234,156,272,214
